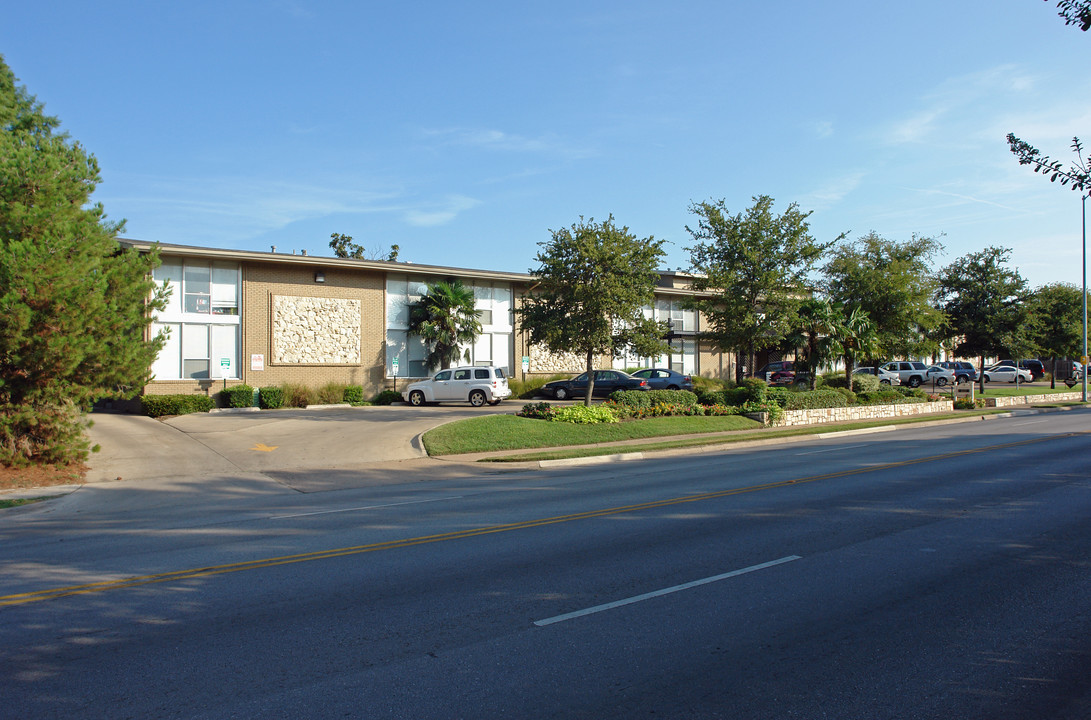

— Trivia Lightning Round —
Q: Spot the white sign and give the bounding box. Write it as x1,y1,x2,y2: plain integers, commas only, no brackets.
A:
250,354,265,372
392,357,400,375
522,356,530,372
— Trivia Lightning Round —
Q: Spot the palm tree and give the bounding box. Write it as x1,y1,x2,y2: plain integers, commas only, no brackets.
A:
832,306,879,385
787,298,843,390
408,280,482,371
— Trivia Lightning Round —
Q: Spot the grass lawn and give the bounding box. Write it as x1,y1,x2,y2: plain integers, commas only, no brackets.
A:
422,414,762,456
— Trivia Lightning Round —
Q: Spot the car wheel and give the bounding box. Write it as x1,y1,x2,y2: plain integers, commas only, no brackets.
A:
666,384,680,391
408,390,426,407
469,390,487,407
880,379,890,385
984,375,991,383
936,377,948,387
956,374,968,384
907,376,921,388
554,387,568,400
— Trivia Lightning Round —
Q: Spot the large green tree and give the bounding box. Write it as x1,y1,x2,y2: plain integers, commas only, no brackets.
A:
1026,282,1087,387
822,231,945,361
0,56,166,465
685,195,834,383
407,280,481,371
936,247,1031,391
518,216,667,404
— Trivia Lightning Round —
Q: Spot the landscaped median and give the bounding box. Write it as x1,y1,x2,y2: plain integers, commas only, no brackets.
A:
422,383,1087,464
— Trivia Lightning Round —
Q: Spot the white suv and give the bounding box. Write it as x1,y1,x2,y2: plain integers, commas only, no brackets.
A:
403,366,512,407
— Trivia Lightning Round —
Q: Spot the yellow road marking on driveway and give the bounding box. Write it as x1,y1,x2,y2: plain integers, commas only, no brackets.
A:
2,432,1081,607
250,443,278,452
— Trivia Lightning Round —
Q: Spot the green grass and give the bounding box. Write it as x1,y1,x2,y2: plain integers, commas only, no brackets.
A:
0,497,51,509
421,414,762,455
962,382,1083,397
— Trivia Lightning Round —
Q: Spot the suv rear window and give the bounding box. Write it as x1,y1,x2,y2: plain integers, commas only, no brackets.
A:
474,368,489,379
495,368,506,379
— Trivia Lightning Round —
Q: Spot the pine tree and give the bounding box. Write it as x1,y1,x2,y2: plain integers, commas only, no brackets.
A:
0,56,166,465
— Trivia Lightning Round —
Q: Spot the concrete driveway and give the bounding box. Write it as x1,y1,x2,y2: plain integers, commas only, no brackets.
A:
83,403,517,493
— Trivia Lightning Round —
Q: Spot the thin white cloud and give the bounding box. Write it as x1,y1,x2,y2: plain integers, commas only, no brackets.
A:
803,171,866,211
422,127,594,158
404,195,482,227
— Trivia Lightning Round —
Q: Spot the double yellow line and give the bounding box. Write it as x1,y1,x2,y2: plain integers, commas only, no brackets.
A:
1,432,1076,607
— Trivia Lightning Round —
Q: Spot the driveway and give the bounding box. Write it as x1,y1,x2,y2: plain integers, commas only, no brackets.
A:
82,403,517,494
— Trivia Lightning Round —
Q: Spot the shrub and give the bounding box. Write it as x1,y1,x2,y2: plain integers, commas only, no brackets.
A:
551,405,618,424
220,384,255,408
281,383,316,408
611,389,699,409
342,385,365,404
954,397,987,410
141,394,215,418
518,402,558,420
259,386,283,410
316,382,348,405
372,389,403,405
782,389,849,410
0,401,90,466
736,377,768,404
509,374,569,400
764,386,792,408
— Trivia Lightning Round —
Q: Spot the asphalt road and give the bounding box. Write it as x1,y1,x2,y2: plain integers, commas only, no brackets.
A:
2,408,1090,718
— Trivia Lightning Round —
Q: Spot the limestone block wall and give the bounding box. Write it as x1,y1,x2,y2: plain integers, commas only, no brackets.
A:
530,347,609,375
272,296,361,364
982,391,1083,407
775,399,955,427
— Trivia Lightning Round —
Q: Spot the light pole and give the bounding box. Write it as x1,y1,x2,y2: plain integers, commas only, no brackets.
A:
1083,192,1087,402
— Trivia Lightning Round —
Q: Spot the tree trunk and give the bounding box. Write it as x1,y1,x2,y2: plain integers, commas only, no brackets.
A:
978,355,986,394
584,348,595,407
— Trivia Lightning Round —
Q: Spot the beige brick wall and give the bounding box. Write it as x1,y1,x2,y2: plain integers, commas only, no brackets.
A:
242,262,386,394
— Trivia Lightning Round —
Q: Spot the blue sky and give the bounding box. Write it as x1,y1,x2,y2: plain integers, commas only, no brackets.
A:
4,1,1090,288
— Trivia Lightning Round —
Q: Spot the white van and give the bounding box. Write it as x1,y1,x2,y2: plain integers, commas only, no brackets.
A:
403,366,512,407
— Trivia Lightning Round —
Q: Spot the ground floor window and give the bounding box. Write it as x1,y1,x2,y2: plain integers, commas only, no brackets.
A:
151,323,239,380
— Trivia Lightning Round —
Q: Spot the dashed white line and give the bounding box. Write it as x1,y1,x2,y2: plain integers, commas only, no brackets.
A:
795,443,869,455
533,555,803,627
270,495,463,519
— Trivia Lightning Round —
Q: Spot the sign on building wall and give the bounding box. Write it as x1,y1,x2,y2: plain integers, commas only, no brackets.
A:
251,354,265,372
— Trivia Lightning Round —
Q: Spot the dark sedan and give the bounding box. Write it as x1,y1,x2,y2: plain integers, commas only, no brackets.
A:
541,370,650,400
630,368,694,391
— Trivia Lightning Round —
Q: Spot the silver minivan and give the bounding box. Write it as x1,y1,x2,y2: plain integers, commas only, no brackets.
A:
403,366,512,407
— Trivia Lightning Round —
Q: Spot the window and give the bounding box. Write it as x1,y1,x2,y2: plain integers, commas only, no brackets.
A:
454,369,472,380
150,260,240,380
474,369,489,379
387,276,513,376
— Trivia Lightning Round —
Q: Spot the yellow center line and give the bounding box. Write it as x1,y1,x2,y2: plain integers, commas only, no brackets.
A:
2,431,1082,607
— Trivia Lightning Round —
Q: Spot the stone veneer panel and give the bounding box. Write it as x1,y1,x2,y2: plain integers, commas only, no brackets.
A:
531,347,604,374
273,295,361,364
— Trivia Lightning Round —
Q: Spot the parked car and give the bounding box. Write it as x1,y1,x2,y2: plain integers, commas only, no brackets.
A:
852,366,901,386
403,366,512,407
755,360,794,379
993,359,1045,381
982,365,1033,383
630,368,694,391
923,365,956,387
934,360,978,383
540,370,650,400
880,361,930,388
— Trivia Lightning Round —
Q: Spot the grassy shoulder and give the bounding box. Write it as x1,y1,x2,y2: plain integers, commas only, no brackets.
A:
422,405,1045,461
422,414,762,456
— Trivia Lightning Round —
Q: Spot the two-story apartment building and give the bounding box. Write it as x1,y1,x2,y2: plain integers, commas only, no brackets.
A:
125,240,749,398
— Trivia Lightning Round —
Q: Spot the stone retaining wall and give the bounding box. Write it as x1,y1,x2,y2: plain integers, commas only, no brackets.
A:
775,399,955,427
982,391,1083,407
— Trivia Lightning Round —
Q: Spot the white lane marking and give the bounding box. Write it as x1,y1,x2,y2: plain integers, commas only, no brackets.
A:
270,496,463,519
533,555,802,627
1011,420,1047,426
795,443,869,456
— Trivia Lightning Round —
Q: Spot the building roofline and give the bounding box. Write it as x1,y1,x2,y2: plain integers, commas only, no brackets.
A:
120,238,705,295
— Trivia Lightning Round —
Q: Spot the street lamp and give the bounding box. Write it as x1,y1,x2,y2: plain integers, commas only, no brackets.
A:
1083,192,1087,402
